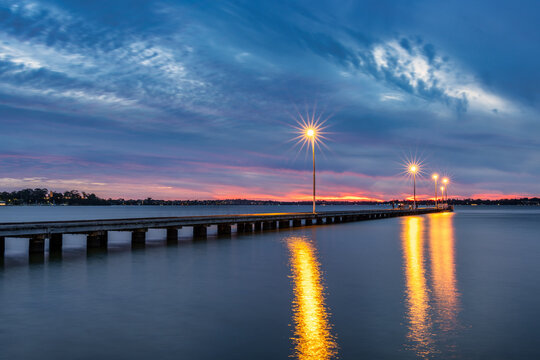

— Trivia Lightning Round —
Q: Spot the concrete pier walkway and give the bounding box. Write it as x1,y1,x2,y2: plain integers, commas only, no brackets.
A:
0,207,450,257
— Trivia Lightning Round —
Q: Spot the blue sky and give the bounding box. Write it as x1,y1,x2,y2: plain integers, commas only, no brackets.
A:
0,0,538,200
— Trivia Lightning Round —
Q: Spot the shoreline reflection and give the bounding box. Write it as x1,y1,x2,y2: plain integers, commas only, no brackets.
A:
287,236,338,360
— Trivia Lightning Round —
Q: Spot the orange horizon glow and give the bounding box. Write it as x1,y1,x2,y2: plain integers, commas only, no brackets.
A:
93,190,536,202
23,175,537,202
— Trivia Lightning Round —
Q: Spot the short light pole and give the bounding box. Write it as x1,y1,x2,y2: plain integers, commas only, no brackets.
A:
432,174,439,208
442,177,449,203
440,186,445,205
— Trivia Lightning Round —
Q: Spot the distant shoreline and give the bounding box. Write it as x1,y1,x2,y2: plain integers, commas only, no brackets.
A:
1,188,538,206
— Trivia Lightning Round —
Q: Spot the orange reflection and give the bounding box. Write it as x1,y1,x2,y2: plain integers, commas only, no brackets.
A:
287,237,338,360
402,216,433,358
429,212,459,332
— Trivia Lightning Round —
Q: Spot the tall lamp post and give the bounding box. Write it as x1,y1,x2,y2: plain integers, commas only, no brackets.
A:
432,173,439,208
292,113,327,214
409,165,418,209
306,128,317,214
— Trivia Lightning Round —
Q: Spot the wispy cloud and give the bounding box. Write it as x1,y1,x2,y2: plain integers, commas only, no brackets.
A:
367,38,515,114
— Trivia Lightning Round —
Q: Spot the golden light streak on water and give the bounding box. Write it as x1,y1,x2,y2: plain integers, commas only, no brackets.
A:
429,212,459,332
402,216,434,358
287,237,338,360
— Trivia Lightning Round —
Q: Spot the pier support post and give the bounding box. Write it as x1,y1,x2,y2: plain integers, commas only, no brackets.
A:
88,231,108,249
326,217,333,224
131,229,147,246
279,220,290,229
166,228,179,243
29,235,45,254
292,219,302,227
0,236,4,256
316,217,323,225
237,223,245,233
49,233,63,252
254,222,262,231
334,216,342,223
218,224,232,236
239,223,253,232
193,225,207,239
263,221,274,230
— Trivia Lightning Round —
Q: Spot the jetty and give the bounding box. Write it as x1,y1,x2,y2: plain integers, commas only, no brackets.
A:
0,207,451,257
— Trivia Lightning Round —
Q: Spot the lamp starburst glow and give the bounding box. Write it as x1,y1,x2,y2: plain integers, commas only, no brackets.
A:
291,109,330,214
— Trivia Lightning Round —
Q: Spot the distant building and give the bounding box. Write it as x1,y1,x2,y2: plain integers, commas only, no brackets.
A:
0,201,5,206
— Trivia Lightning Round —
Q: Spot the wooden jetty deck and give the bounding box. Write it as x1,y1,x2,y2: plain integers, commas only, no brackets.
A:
0,207,451,257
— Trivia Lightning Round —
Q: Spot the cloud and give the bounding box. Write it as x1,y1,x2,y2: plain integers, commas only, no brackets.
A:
366,38,515,114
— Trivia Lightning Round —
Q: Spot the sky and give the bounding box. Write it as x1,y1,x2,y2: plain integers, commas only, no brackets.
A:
0,0,539,201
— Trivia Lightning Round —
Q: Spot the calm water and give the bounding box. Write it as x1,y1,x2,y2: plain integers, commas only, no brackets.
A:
1,205,539,359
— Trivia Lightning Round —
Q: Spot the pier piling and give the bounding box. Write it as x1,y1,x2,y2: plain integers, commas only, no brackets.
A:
49,233,63,252
279,220,290,229
166,228,179,242
236,223,246,233
87,231,108,249
131,229,146,246
29,235,45,254
218,224,232,236
254,222,262,231
193,225,207,239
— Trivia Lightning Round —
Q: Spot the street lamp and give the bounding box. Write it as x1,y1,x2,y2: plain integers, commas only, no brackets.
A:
305,128,317,214
432,173,439,208
292,111,328,214
442,177,449,202
408,164,419,209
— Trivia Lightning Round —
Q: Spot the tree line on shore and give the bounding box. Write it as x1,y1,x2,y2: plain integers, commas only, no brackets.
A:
0,188,538,206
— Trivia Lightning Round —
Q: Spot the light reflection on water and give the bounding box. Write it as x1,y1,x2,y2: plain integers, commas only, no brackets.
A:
401,213,460,358
429,213,459,333
402,216,433,357
286,236,338,360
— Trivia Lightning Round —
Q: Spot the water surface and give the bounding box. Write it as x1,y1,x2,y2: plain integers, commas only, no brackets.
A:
1,205,539,359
